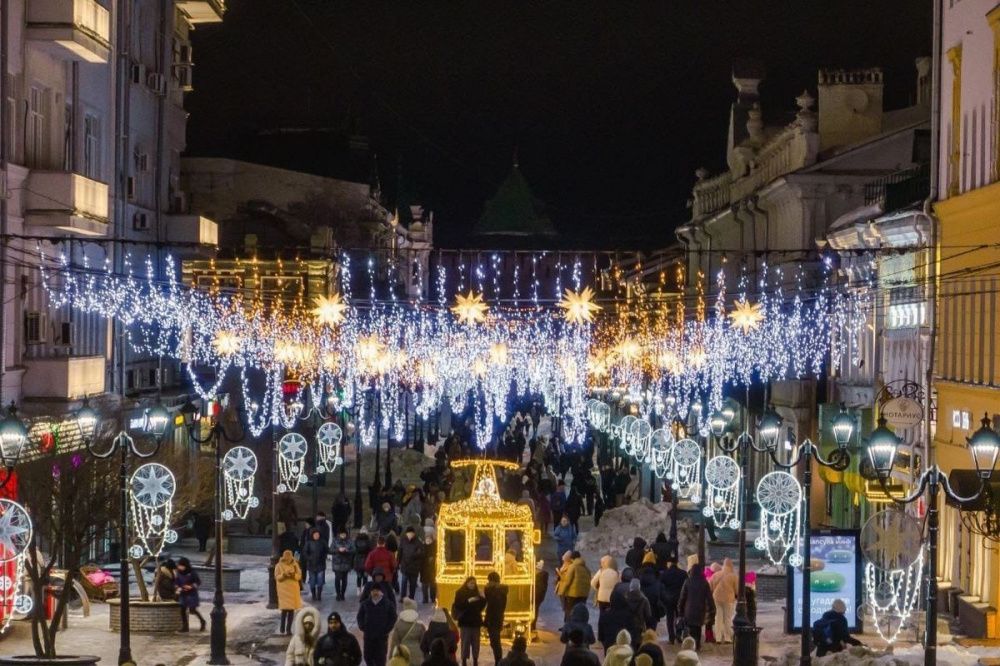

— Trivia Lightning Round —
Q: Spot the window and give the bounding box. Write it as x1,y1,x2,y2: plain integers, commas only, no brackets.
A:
946,45,962,197
27,86,48,168
443,529,465,563
24,312,47,344
83,113,101,180
474,530,493,562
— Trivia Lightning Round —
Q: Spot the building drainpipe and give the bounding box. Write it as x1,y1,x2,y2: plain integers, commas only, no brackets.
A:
748,196,769,288
0,0,8,406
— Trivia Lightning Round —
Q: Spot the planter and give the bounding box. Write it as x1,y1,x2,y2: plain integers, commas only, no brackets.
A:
191,565,242,592
0,657,100,665
107,599,182,633
225,534,271,556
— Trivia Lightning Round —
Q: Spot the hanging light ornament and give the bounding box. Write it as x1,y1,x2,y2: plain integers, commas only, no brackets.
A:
0,499,33,628
669,438,702,502
702,455,741,529
728,298,764,333
451,290,489,325
315,421,343,473
213,330,242,357
558,287,602,325
222,445,259,520
650,428,674,478
312,293,348,326
860,509,924,644
128,461,177,559
277,432,309,493
754,470,802,566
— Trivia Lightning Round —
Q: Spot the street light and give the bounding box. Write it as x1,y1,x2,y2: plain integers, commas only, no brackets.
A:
831,403,855,448
0,402,29,488
180,397,245,665
709,410,729,438
77,400,168,666
757,405,782,450
866,410,999,666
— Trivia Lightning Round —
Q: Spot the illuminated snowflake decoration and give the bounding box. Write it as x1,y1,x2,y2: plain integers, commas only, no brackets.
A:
312,293,348,326
728,298,764,333
669,438,702,502
754,471,801,566
129,463,176,560
0,500,32,631
558,287,602,325
649,428,674,479
278,432,309,493
315,422,343,473
223,445,258,520
451,290,489,325
860,510,924,644
703,455,740,528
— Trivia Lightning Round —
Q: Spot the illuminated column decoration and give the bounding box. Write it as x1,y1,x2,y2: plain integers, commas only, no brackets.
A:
754,470,802,566
0,499,33,629
222,445,259,520
129,461,178,559
277,432,309,493
702,454,741,529
650,428,674,478
315,422,344,473
860,509,924,644
669,438,702,502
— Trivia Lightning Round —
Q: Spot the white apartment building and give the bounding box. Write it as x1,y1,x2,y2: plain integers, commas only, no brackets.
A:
0,0,222,431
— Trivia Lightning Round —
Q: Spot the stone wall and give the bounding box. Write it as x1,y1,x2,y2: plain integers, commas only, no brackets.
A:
192,565,242,592
107,599,183,632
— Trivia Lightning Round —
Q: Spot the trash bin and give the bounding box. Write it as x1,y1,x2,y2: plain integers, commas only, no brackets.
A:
733,622,763,666
45,585,58,620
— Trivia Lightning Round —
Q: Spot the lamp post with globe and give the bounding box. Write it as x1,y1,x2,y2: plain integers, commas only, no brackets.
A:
866,412,999,666
0,402,30,488
75,398,169,666
179,396,247,666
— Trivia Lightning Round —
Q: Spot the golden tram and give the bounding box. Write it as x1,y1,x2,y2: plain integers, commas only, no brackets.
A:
436,459,541,635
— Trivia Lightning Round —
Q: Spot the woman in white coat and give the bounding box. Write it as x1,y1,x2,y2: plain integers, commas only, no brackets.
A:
591,555,619,611
285,606,321,665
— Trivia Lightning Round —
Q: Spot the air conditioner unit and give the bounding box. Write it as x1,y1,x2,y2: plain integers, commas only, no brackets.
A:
146,72,166,95
130,63,146,85
132,211,149,231
126,176,137,201
24,311,48,344
174,64,193,92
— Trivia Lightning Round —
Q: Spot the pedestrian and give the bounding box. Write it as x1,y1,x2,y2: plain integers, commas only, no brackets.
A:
275,549,304,634
331,493,352,535
556,551,591,621
612,568,634,600
660,557,687,644
559,601,596,647
423,517,437,542
192,511,211,552
375,501,399,536
678,563,714,650
637,553,665,630
285,606,321,665
451,576,486,666
553,517,576,561
303,528,330,601
650,533,671,569
593,495,605,527
315,512,333,547
389,645,413,666
421,638,456,666
624,538,647,572
366,535,398,581
421,608,458,659
560,628,600,666
498,636,534,666
709,558,738,643
532,560,548,637
635,629,664,666
358,584,399,666
602,630,633,666
565,488,583,535
354,527,373,595
554,551,573,618
389,598,426,666
279,524,301,558
398,526,425,601
590,555,618,611
174,557,205,632
155,558,176,601
675,637,700,666
624,579,651,649
745,571,758,625
550,480,567,526
597,592,632,654
484,572,508,664
623,469,641,505
361,567,397,605
314,611,363,666
331,528,355,601
812,598,864,657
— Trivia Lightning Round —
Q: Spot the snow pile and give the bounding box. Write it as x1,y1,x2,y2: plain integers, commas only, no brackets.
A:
576,499,699,562
773,644,992,666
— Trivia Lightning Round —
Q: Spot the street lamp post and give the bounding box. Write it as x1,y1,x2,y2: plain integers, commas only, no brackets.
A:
180,398,246,666
76,399,169,666
0,402,30,489
867,413,999,666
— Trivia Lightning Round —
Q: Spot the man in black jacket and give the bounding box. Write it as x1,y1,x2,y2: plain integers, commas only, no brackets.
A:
660,557,688,644
484,572,509,664
812,599,863,656
560,628,600,666
532,561,548,638
314,612,362,666
397,527,425,601
452,576,487,666
357,586,397,666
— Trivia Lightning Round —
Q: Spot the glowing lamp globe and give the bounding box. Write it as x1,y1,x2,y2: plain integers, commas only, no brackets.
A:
720,403,737,425
0,403,28,468
75,399,99,442
967,413,1000,480
866,415,902,480
709,410,728,438
831,403,854,449
757,407,783,450
145,404,171,439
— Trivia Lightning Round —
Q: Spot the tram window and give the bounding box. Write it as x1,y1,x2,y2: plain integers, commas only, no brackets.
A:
474,530,493,562
504,530,524,561
444,530,465,563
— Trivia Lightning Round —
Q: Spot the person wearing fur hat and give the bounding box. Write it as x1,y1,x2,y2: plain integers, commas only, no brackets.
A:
389,598,427,666
811,598,863,657
314,612,362,666
635,629,664,666
274,550,303,634
590,555,618,611
601,630,633,666
284,606,320,665
389,644,413,666
675,636,700,666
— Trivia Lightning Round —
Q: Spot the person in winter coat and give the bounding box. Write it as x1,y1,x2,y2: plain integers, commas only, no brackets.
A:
286,606,321,665
559,602,596,647
532,560,548,636
362,567,397,605
678,563,715,650
660,557,688,644
366,536,397,580
353,528,373,593
331,494,352,535
155,559,176,601
624,538,647,572
303,529,330,601
397,527,425,601
423,517,436,542
331,530,355,601
590,555,618,610
637,554,666,629
555,552,591,620
624,579,651,648
674,636,700,666
389,598,426,666
279,525,302,558
314,611,363,666
602,630,633,666
550,481,568,526
709,558,738,643
375,502,399,536
421,608,458,660
175,557,205,632
635,629,665,666
650,533,671,569
564,489,583,535
483,572,508,664
389,645,412,666
315,512,333,547
451,576,486,666
358,584,398,666
553,516,576,559
611,567,635,600
421,534,437,604
276,549,304,633
421,638,456,666
554,551,573,612
560,628,601,666
597,592,632,653
498,636,535,666
812,599,863,657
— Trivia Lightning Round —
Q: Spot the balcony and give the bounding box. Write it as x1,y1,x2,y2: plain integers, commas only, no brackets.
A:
25,0,111,63
23,355,105,400
166,214,219,251
25,171,109,236
175,0,224,24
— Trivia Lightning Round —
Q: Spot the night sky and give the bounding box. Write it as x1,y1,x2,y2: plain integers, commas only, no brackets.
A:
185,1,932,249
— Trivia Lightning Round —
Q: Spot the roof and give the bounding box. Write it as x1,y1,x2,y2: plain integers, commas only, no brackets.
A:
473,166,557,238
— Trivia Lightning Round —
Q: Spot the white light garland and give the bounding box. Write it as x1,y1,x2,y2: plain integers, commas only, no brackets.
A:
129,461,177,559
0,499,33,629
222,445,259,520
315,422,343,473
754,470,802,566
668,438,702,502
702,454,741,529
860,509,925,644
277,432,309,493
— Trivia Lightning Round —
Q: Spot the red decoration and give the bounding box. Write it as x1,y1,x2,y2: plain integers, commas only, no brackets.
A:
39,431,55,454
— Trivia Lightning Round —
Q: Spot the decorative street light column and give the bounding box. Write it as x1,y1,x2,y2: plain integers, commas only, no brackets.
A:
0,402,30,488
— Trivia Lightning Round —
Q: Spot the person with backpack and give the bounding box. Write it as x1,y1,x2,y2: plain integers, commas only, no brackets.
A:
812,599,863,657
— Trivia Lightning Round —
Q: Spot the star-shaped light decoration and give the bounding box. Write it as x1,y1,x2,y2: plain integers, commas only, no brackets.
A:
213,330,241,356
0,501,31,559
558,287,602,325
451,290,489,325
223,446,258,481
729,298,765,333
312,293,348,327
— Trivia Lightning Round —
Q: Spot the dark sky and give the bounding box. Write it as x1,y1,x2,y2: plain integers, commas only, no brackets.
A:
185,1,932,249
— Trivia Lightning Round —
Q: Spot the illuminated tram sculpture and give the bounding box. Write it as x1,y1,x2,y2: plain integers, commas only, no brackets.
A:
436,459,541,635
